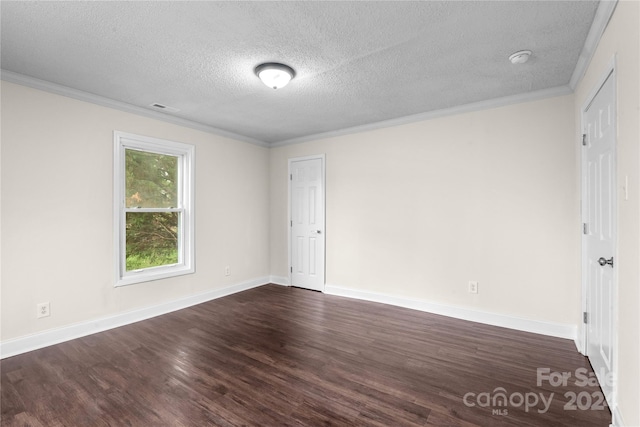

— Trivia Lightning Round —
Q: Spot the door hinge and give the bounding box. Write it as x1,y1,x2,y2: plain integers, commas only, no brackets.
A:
583,223,589,235
290,266,293,273
290,174,293,180
583,312,588,324
582,134,587,146
290,220,293,227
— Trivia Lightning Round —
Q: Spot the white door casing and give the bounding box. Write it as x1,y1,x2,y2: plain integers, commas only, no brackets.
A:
289,155,325,291
582,64,617,408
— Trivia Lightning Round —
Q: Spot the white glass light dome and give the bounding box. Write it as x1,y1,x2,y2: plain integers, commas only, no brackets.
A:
255,63,296,89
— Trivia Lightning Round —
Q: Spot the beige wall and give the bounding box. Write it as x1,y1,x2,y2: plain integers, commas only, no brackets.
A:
1,81,270,341
574,1,640,425
271,94,579,325
2,3,639,421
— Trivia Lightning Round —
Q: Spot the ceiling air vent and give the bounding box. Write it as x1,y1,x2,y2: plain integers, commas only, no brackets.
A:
149,103,180,113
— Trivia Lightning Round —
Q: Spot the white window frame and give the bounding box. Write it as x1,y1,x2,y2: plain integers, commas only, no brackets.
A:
113,131,195,286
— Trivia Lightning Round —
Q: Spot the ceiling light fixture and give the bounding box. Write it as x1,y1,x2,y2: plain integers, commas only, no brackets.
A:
255,62,295,89
509,50,532,64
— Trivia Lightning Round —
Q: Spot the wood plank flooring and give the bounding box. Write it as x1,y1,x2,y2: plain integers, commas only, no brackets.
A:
1,285,611,426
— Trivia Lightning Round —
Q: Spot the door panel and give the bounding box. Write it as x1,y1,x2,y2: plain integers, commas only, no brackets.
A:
583,70,616,406
290,157,325,291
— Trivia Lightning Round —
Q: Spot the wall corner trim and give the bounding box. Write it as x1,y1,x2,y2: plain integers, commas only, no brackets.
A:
324,284,578,341
0,277,271,359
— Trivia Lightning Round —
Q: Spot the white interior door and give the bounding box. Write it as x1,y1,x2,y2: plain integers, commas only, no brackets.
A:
289,156,325,291
582,68,616,406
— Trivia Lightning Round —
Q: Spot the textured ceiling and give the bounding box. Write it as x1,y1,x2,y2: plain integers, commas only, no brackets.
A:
1,1,600,145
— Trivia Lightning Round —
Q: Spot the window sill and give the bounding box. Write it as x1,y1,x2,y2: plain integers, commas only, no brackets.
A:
115,265,195,287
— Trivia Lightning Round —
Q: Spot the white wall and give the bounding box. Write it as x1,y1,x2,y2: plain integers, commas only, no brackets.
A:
574,1,640,425
271,94,579,325
1,81,270,342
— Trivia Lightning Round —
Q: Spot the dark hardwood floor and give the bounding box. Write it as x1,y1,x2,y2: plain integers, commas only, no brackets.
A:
1,285,611,426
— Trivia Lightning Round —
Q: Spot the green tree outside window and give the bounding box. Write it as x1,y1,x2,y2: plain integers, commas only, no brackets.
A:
125,149,179,270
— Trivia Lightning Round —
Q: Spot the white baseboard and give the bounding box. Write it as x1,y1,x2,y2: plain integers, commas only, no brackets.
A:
324,284,578,340
610,404,624,427
0,279,581,359
574,325,586,355
269,275,290,286
0,277,270,359
573,337,583,354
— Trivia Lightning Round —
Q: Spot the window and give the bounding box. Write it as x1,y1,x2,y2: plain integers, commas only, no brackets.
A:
114,131,194,286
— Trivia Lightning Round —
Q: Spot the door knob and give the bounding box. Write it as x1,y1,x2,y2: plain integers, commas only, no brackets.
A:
598,257,614,267
315,230,322,234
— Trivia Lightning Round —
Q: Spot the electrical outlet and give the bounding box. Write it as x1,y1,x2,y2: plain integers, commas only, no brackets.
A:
37,302,50,318
468,281,478,294
224,266,230,276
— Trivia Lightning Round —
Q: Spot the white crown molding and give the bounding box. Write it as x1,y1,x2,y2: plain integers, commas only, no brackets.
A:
270,0,616,148
0,70,269,148
0,69,574,150
569,0,619,90
271,85,573,147
0,277,271,359
324,284,577,340
3,0,615,151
